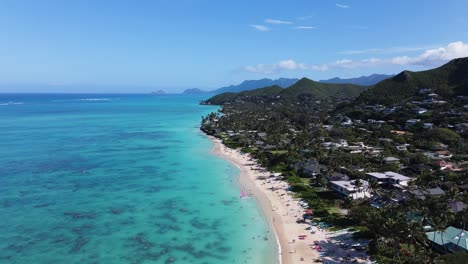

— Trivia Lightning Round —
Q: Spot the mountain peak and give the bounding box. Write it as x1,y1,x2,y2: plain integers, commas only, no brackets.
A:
319,74,394,86
356,57,468,104
209,78,299,94
393,70,412,82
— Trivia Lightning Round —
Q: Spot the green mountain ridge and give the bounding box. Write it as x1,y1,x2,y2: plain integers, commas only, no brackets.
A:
356,57,468,104
280,78,366,98
204,78,367,105
204,57,468,106
204,85,283,104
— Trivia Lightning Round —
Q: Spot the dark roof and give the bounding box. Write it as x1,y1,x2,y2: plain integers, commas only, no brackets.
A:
327,172,349,181
448,201,468,213
319,165,329,172
409,187,445,199
409,164,433,172
427,187,446,196
296,159,320,174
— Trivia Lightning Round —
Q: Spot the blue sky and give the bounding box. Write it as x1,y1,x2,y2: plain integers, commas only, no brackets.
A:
1,0,468,93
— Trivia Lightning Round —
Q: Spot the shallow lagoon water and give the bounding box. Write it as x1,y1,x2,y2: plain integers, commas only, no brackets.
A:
0,94,277,264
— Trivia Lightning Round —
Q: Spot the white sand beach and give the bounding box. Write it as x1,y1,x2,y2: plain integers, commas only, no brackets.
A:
210,136,372,264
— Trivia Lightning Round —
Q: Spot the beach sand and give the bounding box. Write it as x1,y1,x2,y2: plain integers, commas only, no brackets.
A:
210,136,372,264
210,137,324,264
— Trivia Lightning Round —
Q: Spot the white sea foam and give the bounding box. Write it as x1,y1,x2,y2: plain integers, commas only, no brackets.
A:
0,102,24,106
79,98,111,101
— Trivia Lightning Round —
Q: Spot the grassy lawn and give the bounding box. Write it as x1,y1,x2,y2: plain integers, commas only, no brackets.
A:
327,206,342,215
300,178,310,185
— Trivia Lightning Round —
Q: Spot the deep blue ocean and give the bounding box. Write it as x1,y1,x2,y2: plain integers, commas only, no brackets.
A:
0,94,276,264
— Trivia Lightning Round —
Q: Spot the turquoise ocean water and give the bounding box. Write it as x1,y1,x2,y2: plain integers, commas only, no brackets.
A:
0,94,277,264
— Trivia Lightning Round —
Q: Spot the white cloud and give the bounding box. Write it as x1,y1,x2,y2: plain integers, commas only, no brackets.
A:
250,25,270,31
390,41,468,66
314,41,468,70
243,42,468,74
297,15,313,20
244,60,307,74
295,26,316,30
336,4,350,8
339,45,436,55
265,18,293,25
311,58,385,71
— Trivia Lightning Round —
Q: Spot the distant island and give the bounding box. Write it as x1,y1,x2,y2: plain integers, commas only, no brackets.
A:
181,88,207,94
151,90,167,95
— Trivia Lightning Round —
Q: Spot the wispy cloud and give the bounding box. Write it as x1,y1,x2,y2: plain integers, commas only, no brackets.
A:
336,4,350,8
250,25,270,31
244,60,307,74
297,15,313,21
265,18,293,25
339,48,383,55
390,41,468,66
295,26,316,30
339,45,438,55
243,42,468,73
315,41,468,70
311,58,384,71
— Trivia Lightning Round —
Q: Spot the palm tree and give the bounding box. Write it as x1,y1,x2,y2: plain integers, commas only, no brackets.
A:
425,197,453,253
366,180,382,196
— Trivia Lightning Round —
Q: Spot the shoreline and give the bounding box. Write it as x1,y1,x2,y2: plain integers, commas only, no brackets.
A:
209,136,320,264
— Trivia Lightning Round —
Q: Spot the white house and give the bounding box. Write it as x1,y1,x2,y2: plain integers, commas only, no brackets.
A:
339,139,348,147
423,123,434,129
366,171,413,188
411,108,428,115
396,144,408,151
329,180,371,200
383,157,400,164
425,151,453,160
406,119,421,128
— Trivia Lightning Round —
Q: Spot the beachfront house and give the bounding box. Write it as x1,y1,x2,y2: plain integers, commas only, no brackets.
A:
426,226,468,253
295,159,321,178
329,179,371,200
366,171,413,189
326,172,350,182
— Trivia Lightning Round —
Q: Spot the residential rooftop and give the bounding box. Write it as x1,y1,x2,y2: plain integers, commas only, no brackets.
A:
366,171,412,181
